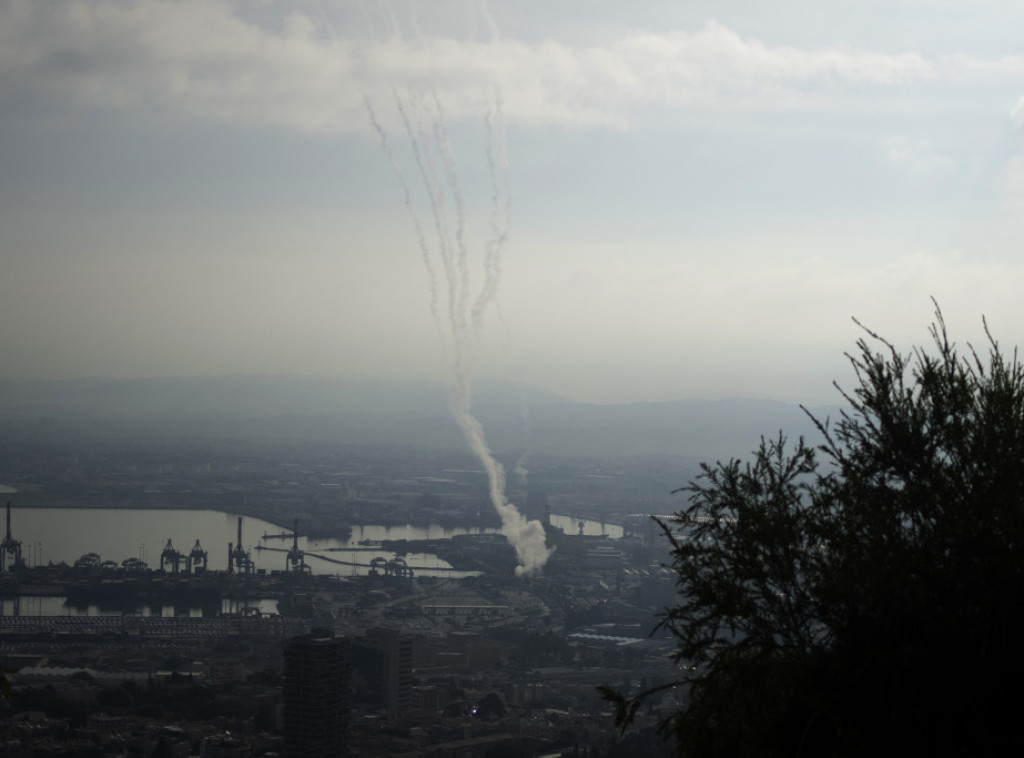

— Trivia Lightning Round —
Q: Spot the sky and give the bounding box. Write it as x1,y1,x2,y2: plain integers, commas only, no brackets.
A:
1,0,1023,406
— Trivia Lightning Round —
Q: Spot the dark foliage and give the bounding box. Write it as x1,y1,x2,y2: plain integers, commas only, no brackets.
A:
475,692,507,718
482,737,534,758
605,727,676,758
15,685,91,728
602,306,1024,756
96,685,135,709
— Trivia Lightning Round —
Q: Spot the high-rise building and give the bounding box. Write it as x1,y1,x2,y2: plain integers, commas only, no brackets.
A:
283,629,351,758
351,627,413,712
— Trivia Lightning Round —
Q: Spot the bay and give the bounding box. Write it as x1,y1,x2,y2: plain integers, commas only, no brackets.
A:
5,507,494,577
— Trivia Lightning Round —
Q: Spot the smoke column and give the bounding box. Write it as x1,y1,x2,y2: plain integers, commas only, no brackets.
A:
514,388,531,495
360,5,552,576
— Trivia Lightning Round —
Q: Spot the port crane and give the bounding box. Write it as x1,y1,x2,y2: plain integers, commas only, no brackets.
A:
0,502,22,573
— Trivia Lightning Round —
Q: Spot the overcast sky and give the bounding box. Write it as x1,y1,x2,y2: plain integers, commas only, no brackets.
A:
2,0,1022,405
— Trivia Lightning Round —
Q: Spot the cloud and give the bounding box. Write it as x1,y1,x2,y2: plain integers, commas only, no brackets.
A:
1003,154,1024,217
943,54,1024,79
0,0,988,136
883,136,955,174
0,0,363,132
1013,97,1024,129
498,229,1024,404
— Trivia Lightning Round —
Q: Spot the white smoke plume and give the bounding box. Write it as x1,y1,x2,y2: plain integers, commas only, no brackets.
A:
514,387,531,494
357,3,552,576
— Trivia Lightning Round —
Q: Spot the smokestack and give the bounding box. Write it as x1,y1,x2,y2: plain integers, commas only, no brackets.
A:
293,518,299,553
228,542,233,574
237,517,242,550
5,502,10,539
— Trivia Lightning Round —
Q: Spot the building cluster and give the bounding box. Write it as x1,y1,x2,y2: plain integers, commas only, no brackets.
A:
0,552,683,757
0,434,692,541
0,433,694,756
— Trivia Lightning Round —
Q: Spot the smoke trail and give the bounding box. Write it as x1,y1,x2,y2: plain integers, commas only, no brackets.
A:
478,0,502,43
408,0,428,50
450,372,551,576
514,452,530,496
473,87,511,329
363,94,442,334
379,0,401,41
356,2,552,576
514,387,531,494
431,89,472,330
394,91,464,347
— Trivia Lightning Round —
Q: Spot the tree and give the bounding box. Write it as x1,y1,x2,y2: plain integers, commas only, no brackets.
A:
475,691,507,719
96,684,135,709
602,306,1024,756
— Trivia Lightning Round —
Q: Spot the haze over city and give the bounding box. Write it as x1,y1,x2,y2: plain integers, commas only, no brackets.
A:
2,0,1023,405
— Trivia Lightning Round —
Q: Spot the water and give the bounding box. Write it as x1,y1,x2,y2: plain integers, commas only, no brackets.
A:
1,507,620,617
6,507,620,575
547,514,624,539
4,507,495,577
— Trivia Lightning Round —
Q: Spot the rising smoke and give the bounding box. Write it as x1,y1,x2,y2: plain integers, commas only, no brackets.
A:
514,388,532,496
359,2,552,576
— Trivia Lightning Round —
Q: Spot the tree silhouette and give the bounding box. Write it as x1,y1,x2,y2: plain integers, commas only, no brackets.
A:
602,304,1024,756
475,691,507,719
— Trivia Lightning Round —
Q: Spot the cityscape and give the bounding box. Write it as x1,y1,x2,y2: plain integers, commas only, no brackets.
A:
2,0,1019,754
0,420,696,757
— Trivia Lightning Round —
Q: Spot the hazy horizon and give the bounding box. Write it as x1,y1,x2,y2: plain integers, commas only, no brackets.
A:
0,373,838,463
3,1,1023,407
0,370,843,409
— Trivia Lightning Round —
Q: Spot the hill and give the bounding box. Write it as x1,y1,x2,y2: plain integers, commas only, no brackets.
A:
0,375,836,461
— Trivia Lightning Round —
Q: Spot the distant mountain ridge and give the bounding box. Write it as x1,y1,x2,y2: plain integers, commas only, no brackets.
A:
0,375,840,461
